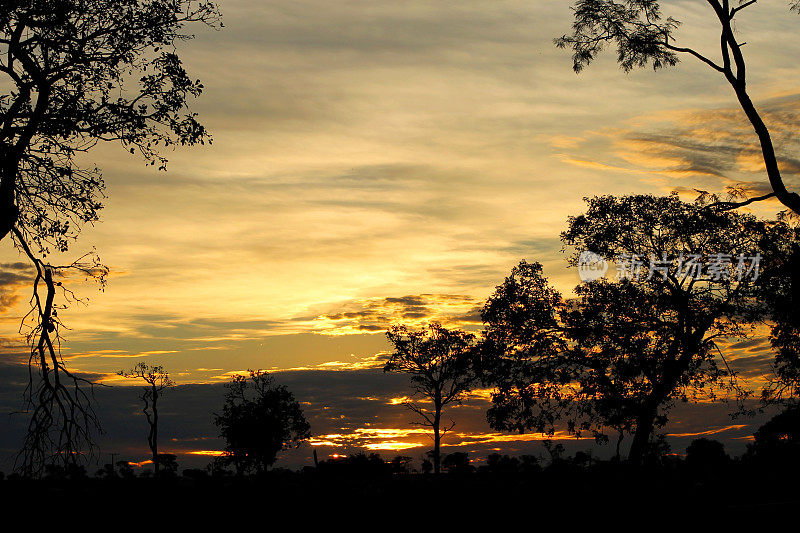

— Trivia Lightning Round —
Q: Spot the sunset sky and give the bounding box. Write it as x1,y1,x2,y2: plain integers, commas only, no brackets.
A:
1,0,799,470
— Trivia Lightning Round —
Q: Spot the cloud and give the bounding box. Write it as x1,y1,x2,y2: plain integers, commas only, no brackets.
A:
310,293,484,335
0,262,33,313
551,93,800,207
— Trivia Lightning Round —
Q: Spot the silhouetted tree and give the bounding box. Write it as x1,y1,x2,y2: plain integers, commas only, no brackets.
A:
519,454,541,474
420,457,433,474
385,323,477,474
2,0,221,476
481,194,776,464
95,463,116,479
485,453,520,474
213,370,311,476
116,461,134,480
44,462,86,481
542,440,565,468
388,455,413,475
745,405,800,468
641,434,672,467
686,438,729,470
155,453,178,477
442,452,474,475
0,0,221,244
119,363,174,477
756,225,800,403
181,468,208,481
556,0,800,215
317,453,390,477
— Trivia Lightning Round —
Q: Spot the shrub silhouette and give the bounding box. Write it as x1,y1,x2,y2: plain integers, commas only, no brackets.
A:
686,439,729,471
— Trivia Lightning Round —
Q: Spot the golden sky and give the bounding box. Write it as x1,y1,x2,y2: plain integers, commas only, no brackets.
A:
1,0,799,466
3,0,799,380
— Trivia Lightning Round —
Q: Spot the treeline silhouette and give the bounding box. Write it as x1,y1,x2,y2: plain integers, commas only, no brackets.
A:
4,406,797,482
2,424,800,514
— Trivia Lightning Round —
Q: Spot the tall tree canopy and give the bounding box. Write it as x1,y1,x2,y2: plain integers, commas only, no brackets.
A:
556,0,800,215
1,0,221,474
1,0,221,249
481,194,781,464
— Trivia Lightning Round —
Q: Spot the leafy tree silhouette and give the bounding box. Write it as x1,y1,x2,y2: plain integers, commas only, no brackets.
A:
388,455,413,474
557,0,800,440
756,225,800,403
317,453,391,478
213,370,311,476
556,0,800,215
116,461,135,480
155,453,178,477
420,456,433,475
442,452,474,475
686,438,729,471
385,323,478,474
485,453,520,475
119,363,174,477
1,0,221,476
745,405,800,468
480,194,778,464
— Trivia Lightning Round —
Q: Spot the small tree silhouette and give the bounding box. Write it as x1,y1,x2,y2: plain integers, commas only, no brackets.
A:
118,363,174,477
385,323,477,475
213,370,311,476
442,452,473,475
686,438,729,471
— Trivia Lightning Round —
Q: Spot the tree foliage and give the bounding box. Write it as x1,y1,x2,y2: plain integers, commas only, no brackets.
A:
756,222,800,403
213,370,311,475
385,323,477,474
481,194,778,463
1,0,221,249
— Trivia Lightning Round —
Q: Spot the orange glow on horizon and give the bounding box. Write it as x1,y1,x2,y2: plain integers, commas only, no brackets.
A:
187,450,226,457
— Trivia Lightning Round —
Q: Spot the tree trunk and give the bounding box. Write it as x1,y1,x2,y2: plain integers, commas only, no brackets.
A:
714,8,800,216
152,386,159,476
615,430,624,462
0,162,19,242
628,407,656,466
791,244,800,327
433,399,442,475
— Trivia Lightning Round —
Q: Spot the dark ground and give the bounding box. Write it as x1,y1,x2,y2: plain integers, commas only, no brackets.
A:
2,462,798,521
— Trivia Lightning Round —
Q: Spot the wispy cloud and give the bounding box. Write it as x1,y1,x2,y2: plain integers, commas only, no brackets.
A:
551,93,800,209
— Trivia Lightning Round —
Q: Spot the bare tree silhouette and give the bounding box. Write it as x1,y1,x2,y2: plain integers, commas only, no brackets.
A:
385,323,477,474
118,363,174,477
556,1,800,215
15,233,106,477
1,1,220,474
